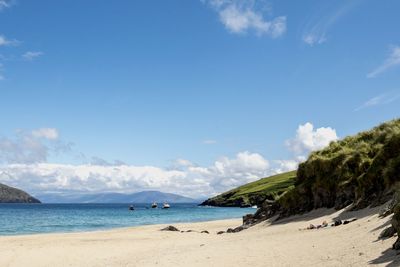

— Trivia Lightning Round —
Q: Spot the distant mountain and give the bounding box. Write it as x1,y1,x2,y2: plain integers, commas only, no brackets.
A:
0,183,41,203
37,190,197,203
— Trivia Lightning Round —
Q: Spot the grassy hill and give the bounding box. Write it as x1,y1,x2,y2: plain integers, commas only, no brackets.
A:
241,119,400,224
200,171,297,207
276,118,400,217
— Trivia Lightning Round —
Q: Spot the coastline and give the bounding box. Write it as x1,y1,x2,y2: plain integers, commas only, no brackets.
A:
1,206,399,267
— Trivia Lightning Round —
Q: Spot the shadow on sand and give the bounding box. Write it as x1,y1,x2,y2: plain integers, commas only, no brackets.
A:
267,204,385,226
369,248,400,266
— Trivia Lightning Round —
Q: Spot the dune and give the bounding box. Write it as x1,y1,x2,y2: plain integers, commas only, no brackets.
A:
0,205,398,267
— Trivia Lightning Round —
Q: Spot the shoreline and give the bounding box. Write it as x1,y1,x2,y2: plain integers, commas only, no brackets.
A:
1,206,399,266
0,217,244,238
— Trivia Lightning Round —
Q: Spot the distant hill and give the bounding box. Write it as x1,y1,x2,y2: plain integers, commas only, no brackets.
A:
37,190,197,203
200,171,297,207
0,183,41,203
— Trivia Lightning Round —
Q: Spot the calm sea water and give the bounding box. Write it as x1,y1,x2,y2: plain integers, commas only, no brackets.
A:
0,203,255,236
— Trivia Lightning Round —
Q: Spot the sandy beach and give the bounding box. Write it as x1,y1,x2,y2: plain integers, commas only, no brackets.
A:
0,206,398,267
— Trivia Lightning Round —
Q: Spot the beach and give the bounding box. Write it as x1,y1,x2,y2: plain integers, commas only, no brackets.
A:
0,206,398,267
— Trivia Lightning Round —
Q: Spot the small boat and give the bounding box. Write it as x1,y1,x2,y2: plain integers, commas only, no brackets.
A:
251,205,258,209
129,205,135,211
151,202,158,208
162,202,170,209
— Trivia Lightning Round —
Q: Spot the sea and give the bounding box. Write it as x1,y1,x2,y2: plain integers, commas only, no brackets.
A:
0,203,255,236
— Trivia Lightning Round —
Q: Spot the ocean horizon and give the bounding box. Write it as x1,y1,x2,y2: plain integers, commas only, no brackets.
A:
0,203,254,236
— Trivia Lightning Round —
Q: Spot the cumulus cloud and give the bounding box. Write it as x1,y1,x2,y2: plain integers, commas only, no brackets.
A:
367,46,400,78
174,158,195,168
286,123,338,155
0,152,271,198
272,159,299,174
0,123,339,198
31,128,59,140
22,51,44,61
204,0,286,37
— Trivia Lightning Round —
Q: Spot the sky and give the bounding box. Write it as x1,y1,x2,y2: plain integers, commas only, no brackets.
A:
0,0,399,198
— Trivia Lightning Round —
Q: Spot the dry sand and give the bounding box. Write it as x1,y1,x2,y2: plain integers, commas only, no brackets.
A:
0,206,399,267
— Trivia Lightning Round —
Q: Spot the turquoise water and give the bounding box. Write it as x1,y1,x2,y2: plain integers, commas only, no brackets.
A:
0,203,255,236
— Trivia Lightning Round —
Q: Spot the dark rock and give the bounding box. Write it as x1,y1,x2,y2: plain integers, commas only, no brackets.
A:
161,225,179,231
201,230,209,234
393,238,400,250
334,220,342,226
243,214,255,225
343,218,357,225
225,226,248,233
379,226,396,239
379,205,393,218
217,231,225,235
232,226,246,233
0,183,41,203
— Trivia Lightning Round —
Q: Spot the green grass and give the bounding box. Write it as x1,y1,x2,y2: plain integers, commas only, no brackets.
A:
278,118,400,213
234,171,296,196
203,171,297,206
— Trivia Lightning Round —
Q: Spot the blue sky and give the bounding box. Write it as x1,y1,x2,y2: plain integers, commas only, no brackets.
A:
0,0,399,197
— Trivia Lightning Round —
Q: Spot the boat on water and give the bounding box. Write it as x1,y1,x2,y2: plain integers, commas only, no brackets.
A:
129,205,135,211
251,205,258,209
151,202,158,208
162,202,170,209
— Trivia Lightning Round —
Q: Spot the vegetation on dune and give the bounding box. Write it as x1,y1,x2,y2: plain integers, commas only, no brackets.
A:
200,171,296,207
277,118,400,217
240,118,400,228
203,118,400,250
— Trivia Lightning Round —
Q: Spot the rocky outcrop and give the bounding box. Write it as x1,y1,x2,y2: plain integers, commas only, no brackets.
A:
160,225,179,231
0,183,41,203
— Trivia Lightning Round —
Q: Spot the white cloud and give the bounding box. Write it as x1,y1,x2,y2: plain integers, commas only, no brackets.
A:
0,152,271,198
367,46,400,78
204,0,286,37
175,158,194,168
0,123,339,198
0,35,18,46
273,159,299,174
355,92,400,111
302,1,359,46
302,34,326,46
31,128,59,140
22,51,44,61
286,123,338,155
0,128,64,164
